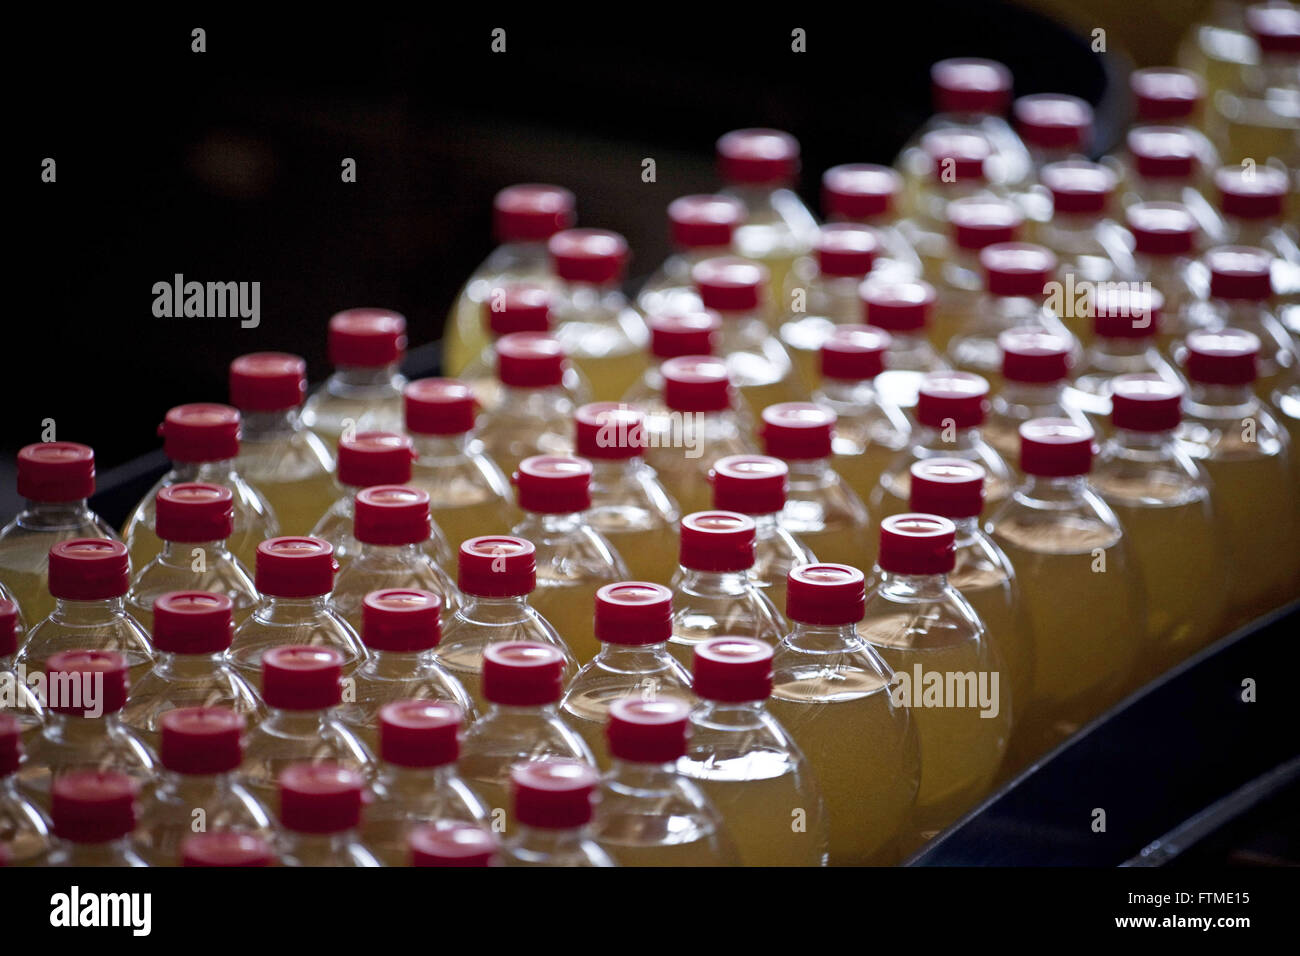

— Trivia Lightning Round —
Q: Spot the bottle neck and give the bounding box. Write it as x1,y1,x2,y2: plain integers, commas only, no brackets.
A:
381,762,456,792
356,541,423,561
874,569,951,600
169,460,238,482
411,432,474,458
676,568,754,594
240,409,301,441
1110,428,1174,454
916,425,981,452
460,594,530,614
19,499,94,525
45,710,124,735
160,539,231,561
52,597,126,623
594,641,675,669
1185,383,1257,417
950,515,980,539
997,381,1064,406
521,511,584,534
607,759,680,789
512,823,589,855
152,649,231,679
1018,474,1089,503
783,458,832,480
333,364,402,388
483,702,558,719
785,621,862,651
363,648,432,677
263,707,331,732
260,595,331,614
692,699,768,729
499,384,566,404
819,376,879,405
1094,335,1157,359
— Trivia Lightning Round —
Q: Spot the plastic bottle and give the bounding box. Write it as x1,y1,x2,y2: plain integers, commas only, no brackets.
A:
362,700,490,866
988,419,1146,758
0,714,51,864
275,764,380,866
404,379,517,552
1011,93,1094,223
621,309,722,413
121,592,263,748
678,637,828,866
574,403,681,587
1213,164,1300,275
336,589,475,753
409,821,499,867
44,770,147,866
458,642,594,831
180,830,275,867
591,697,737,865
0,442,118,626
638,194,746,317
820,163,924,278
125,483,258,634
300,308,408,444
1209,4,1300,169
668,511,785,667
859,278,949,423
132,707,272,866
1128,67,1219,169
559,582,693,767
1126,201,1210,351
434,536,577,713
229,352,337,536
986,328,1083,468
237,646,374,811
0,599,43,736
499,759,614,866
228,537,366,690
475,331,579,478
1092,375,1228,678
1121,126,1226,243
122,403,277,572
931,196,1025,352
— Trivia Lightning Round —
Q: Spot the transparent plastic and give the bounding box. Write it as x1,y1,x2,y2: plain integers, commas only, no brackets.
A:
18,712,155,813
362,763,490,867
499,823,615,867
336,651,476,754
638,247,721,317
331,543,459,639
236,708,375,813
871,427,1015,533
712,306,805,413
46,834,148,867
310,481,456,572
585,457,681,587
17,598,155,685
300,363,407,445
407,433,518,554
745,513,817,619
228,596,367,690
125,541,258,635
0,774,51,864
279,827,382,867
550,283,650,403
236,409,338,537
476,384,578,480
1069,337,1187,417
948,291,1076,379
816,375,913,503
0,501,119,626
721,184,819,300
777,458,871,570
666,568,785,669
121,652,264,750
133,767,273,866
642,411,757,518
986,380,1090,468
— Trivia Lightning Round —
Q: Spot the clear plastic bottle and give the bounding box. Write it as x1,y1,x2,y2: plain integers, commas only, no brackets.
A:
986,327,1085,468
434,536,578,713
820,163,924,279
1213,164,1300,281
476,331,578,479
121,592,263,748
44,769,147,867
931,196,1025,352
180,830,276,867
275,763,380,866
592,697,738,866
404,379,517,552
237,645,375,811
1209,4,1300,170
362,699,490,866
678,638,828,866
559,582,693,767
228,537,366,690
458,642,594,832
1010,93,1094,224
637,194,746,318
499,759,614,867
300,308,408,444
574,403,681,587
1122,126,1228,246
0,599,43,736
510,455,628,664
229,352,337,536
1092,375,1228,679
1128,67,1220,170
859,277,949,417
0,714,51,864
988,419,1146,759
0,442,119,626
122,403,278,572
18,650,155,812
124,483,258,634
336,589,475,753
132,707,273,866
621,309,722,414
768,563,920,865
668,512,785,667
1126,201,1210,351
408,820,499,867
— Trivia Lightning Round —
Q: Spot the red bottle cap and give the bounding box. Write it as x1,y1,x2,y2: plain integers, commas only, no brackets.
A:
151,591,235,654
821,164,901,220
379,699,461,768
692,257,768,313
692,637,773,703
606,698,690,763
328,308,407,368
786,563,866,626
1247,3,1300,54
155,482,234,543
947,197,1023,251
160,404,241,463
1019,418,1096,477
759,402,835,461
458,536,536,597
981,242,1056,297
679,511,756,573
668,194,746,249
362,588,442,653
909,458,987,519
1014,93,1093,150
278,764,364,834
1110,374,1184,432
481,284,552,338
493,184,576,243
661,355,732,413
0,713,18,775
229,352,307,412
1184,328,1259,386
710,455,787,516
482,642,565,707
999,328,1072,383
1214,164,1289,220
511,759,598,829
353,485,431,546
495,332,566,389
931,57,1012,115
46,649,128,715
261,645,344,711
1093,286,1163,338
815,224,880,278
575,403,646,460
922,128,991,183
337,431,414,487
254,537,337,598
1131,67,1204,121
1127,202,1198,256
594,582,673,647
1206,246,1274,301
181,831,274,867
514,455,592,514
0,600,18,658
404,378,477,437
51,770,137,843
159,706,245,775
878,514,957,575
548,229,629,285
1041,160,1116,215
649,311,721,359
820,324,891,381
716,128,800,185
917,371,990,429
861,278,936,332
16,442,95,502
409,821,498,867
48,538,130,601
1128,126,1198,180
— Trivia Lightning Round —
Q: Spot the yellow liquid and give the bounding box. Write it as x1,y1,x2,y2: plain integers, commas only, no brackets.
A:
596,832,731,867
568,351,651,405
428,496,517,557
834,444,903,511
561,680,694,770
695,767,828,867
445,291,490,378
0,519,119,626
528,582,605,665
125,485,275,575
594,522,678,589
244,469,338,539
